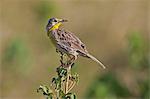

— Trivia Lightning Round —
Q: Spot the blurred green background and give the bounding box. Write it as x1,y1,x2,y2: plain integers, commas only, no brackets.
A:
0,0,149,99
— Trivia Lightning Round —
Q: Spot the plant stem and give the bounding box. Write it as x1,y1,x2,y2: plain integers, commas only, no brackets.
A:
68,81,76,93
65,66,71,94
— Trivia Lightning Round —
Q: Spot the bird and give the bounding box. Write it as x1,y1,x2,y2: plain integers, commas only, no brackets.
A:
46,17,106,69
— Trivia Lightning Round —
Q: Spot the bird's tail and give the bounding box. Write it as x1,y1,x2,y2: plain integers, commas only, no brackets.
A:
86,53,106,69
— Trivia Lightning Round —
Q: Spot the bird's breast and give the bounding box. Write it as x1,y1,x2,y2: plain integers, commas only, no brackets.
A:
48,31,58,46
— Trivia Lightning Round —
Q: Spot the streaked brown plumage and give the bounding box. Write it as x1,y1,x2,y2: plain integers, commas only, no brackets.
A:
46,18,106,69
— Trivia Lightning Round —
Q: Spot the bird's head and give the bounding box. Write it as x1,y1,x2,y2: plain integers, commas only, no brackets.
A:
46,17,67,31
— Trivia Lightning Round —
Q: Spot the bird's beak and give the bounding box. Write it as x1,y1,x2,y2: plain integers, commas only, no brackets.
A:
58,19,68,22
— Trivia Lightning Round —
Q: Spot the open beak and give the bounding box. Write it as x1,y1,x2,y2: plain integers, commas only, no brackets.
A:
58,19,68,22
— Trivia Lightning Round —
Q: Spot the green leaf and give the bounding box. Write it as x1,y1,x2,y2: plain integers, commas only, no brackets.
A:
56,67,67,78
65,93,76,99
37,85,53,97
71,73,79,84
59,90,65,98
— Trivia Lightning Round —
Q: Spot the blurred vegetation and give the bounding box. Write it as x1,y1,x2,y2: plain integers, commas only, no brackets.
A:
34,1,57,23
85,31,149,99
128,32,149,69
2,38,31,75
86,72,131,98
138,79,149,99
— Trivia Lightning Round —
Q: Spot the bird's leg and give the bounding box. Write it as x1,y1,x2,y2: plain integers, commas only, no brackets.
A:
70,55,77,67
63,55,72,68
66,55,77,68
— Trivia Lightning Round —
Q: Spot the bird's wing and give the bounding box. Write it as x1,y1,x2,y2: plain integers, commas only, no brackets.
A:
55,29,106,69
56,29,88,57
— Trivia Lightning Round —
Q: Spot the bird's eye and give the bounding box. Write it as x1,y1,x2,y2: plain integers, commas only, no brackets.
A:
54,19,57,22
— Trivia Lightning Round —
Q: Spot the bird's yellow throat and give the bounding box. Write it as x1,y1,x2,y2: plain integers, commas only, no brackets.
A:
50,23,62,31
